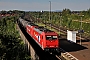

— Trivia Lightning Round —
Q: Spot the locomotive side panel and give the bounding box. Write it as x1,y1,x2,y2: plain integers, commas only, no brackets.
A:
26,25,31,35
32,29,43,48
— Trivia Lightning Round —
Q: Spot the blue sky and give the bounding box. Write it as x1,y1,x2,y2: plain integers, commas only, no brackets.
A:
0,0,90,11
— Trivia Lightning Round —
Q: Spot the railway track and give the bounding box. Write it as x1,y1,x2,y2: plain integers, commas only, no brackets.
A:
38,20,86,41
46,23,85,40
51,48,79,60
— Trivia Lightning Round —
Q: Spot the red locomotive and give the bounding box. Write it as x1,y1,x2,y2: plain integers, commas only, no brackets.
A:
19,18,59,52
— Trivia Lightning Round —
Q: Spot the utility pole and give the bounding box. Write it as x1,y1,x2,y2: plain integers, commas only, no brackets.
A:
44,15,46,28
80,15,84,45
49,1,51,30
80,17,82,45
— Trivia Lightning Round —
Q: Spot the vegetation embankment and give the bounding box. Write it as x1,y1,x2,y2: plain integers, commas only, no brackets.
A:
27,9,90,39
0,16,30,60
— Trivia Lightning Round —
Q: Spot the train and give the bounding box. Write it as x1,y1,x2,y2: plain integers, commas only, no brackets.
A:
18,17,59,52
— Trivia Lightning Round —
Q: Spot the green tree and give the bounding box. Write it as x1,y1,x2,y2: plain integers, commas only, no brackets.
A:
0,16,30,60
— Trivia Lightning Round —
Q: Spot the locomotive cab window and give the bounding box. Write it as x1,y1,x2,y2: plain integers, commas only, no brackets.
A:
46,36,57,40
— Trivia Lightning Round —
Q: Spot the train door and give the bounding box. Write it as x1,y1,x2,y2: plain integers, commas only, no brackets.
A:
40,35,44,50
41,33,46,49
38,35,40,42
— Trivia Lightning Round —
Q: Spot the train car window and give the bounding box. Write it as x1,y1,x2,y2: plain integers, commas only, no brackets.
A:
46,36,57,40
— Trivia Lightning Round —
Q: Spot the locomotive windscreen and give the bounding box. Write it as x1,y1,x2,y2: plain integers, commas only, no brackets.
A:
46,36,57,40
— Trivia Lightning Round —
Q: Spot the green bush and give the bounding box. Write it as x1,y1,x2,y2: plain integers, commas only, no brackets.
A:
0,16,30,60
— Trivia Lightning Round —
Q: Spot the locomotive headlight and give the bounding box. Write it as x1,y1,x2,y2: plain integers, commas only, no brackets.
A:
46,46,48,48
56,46,58,47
